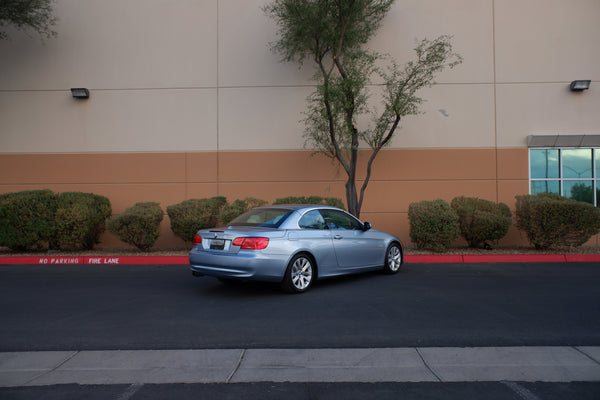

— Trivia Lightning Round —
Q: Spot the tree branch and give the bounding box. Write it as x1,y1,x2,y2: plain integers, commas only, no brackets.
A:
316,58,351,175
358,114,401,211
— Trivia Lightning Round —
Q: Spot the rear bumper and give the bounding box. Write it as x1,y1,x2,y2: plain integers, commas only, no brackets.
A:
189,249,287,282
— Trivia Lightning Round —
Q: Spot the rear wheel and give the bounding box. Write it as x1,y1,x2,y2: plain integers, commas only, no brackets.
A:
383,243,403,274
281,254,314,293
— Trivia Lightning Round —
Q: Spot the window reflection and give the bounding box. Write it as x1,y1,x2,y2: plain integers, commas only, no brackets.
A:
562,149,592,179
530,149,559,179
596,150,600,181
320,209,363,230
299,210,326,230
531,180,559,195
564,181,594,204
597,151,600,207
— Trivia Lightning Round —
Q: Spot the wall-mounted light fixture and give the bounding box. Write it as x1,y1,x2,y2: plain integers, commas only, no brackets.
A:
70,88,90,99
569,80,591,91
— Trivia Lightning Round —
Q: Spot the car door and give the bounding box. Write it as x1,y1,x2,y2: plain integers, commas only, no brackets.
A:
289,210,337,275
319,209,383,270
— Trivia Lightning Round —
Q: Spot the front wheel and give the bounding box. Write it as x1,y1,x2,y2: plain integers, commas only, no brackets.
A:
383,243,403,274
281,254,314,293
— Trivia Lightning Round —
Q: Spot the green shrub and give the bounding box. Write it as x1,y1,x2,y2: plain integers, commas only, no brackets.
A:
54,192,112,250
167,196,227,242
451,196,512,248
219,197,267,225
273,195,345,209
0,190,57,251
107,202,163,252
408,199,460,252
515,193,600,249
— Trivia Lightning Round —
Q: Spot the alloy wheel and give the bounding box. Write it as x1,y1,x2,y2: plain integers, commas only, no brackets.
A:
291,256,313,290
386,244,402,273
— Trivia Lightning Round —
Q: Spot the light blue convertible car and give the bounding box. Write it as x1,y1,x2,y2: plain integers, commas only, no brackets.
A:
189,205,403,293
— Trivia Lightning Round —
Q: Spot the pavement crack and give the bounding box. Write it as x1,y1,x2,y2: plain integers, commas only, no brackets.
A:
415,348,442,382
226,349,246,383
23,350,80,386
573,346,600,365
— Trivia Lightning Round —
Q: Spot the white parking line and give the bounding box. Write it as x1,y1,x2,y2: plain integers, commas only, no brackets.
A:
116,383,144,400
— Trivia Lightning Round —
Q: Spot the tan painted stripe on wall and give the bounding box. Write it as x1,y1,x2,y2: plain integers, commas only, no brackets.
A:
2,148,572,248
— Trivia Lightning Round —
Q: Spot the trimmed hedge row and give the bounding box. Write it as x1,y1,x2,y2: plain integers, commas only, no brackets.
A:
166,195,344,243
0,190,111,251
0,190,57,251
107,202,163,251
409,194,600,252
408,199,460,252
54,192,112,250
273,196,345,209
451,196,512,249
4,190,599,252
0,192,348,251
408,196,514,252
166,197,228,243
515,193,600,249
219,197,268,225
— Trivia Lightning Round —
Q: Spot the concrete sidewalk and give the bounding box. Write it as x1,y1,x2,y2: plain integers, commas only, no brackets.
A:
2,347,600,387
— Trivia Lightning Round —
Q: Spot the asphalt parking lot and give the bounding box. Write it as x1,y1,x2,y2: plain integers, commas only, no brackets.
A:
1,262,599,398
1,262,599,350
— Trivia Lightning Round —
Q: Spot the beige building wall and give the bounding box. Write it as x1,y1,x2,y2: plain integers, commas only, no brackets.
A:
1,0,599,247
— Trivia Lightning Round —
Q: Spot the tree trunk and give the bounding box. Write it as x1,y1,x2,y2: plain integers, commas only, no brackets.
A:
346,177,360,218
346,127,360,218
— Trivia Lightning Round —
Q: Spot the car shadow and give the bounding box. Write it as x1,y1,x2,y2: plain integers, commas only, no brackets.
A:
314,269,388,288
193,277,284,298
192,269,393,297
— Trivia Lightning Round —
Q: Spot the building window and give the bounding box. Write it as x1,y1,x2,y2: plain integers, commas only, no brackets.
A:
529,148,599,206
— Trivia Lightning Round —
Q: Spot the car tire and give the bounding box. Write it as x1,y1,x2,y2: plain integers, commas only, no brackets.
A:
383,243,403,274
281,253,314,293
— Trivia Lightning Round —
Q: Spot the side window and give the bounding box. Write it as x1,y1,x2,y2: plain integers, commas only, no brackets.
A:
320,209,362,230
298,210,326,230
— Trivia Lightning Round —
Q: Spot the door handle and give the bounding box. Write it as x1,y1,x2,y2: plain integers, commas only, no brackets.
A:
334,235,342,240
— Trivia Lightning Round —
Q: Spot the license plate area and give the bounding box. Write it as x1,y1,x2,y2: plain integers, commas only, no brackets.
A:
210,239,225,250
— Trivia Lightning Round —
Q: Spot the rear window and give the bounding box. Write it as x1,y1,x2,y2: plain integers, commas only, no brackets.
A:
228,208,293,228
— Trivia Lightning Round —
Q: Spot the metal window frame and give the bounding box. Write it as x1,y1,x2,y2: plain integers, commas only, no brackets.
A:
528,147,598,206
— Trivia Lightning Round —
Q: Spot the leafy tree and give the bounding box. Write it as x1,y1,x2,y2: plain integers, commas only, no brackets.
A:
265,0,461,217
0,0,57,40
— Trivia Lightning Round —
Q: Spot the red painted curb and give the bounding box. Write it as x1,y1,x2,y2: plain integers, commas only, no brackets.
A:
0,254,598,265
84,256,189,265
405,255,464,263
564,254,600,262
0,256,189,265
0,257,83,265
462,254,568,263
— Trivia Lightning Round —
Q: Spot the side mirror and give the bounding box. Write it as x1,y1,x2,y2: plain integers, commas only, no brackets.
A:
363,222,372,231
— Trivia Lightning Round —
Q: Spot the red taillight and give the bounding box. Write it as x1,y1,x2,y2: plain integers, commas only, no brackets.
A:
232,237,269,250
192,234,202,246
